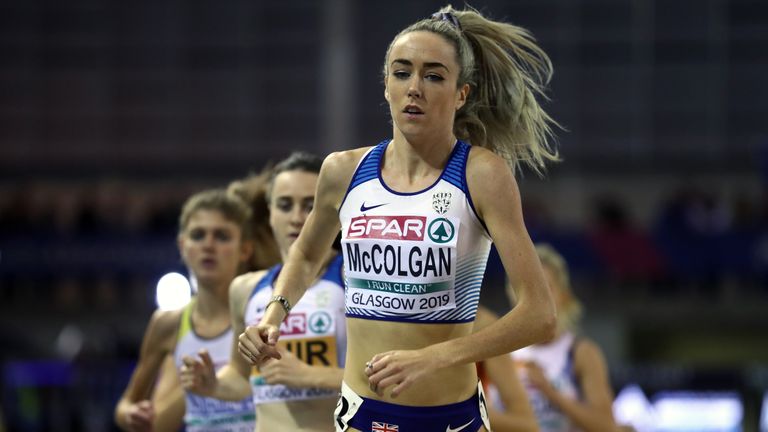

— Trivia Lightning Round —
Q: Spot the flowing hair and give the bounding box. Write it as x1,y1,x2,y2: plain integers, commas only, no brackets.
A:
383,5,561,175
506,243,583,333
228,151,325,271
536,243,583,332
227,169,281,272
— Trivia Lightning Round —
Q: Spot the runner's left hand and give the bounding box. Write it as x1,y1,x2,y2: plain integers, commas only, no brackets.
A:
524,361,553,392
364,349,437,398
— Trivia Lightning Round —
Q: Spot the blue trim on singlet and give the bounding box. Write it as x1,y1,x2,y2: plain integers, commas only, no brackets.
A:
457,144,489,234
249,254,345,299
249,264,282,299
349,142,387,189
447,142,489,233
377,140,461,196
323,254,345,286
341,141,388,201
342,140,491,325
338,142,385,214
344,140,487,231
565,336,583,399
442,141,467,191
344,245,489,324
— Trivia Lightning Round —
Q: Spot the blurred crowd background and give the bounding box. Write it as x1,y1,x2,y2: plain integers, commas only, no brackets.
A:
1,0,767,430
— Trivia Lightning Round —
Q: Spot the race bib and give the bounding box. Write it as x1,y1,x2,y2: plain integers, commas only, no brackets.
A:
250,310,340,404
334,382,364,432
478,381,492,431
343,215,460,314
184,395,255,432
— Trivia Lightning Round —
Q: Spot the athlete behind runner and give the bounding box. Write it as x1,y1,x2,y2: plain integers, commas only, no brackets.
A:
115,189,256,432
512,244,617,432
181,152,346,432
474,306,538,432
239,5,560,431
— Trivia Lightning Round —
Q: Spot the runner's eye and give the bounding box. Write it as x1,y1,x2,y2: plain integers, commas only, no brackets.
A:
392,71,410,80
275,198,293,213
189,229,205,241
302,198,314,214
214,230,233,242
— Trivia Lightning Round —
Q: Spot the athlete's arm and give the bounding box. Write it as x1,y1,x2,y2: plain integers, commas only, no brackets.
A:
181,272,261,401
238,151,360,366
531,339,616,431
260,347,344,390
115,309,180,431
460,149,556,356
474,308,538,432
483,353,538,432
152,355,185,432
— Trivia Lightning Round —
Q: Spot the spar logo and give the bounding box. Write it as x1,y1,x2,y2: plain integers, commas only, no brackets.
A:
347,216,426,241
309,311,332,334
428,218,455,243
278,313,306,336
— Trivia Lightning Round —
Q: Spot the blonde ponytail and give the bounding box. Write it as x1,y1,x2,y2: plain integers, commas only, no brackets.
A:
384,5,561,175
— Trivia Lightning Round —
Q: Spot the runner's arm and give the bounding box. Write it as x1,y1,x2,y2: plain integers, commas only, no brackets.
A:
424,149,556,364
152,355,185,432
259,152,353,326
180,273,260,401
538,339,616,432
115,309,179,430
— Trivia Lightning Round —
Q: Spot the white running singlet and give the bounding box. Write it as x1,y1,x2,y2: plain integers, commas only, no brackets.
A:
339,140,491,324
514,332,581,432
244,254,346,405
173,300,256,432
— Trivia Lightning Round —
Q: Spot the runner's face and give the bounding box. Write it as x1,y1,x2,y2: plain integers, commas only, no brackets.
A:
384,31,468,141
179,209,246,288
269,170,318,256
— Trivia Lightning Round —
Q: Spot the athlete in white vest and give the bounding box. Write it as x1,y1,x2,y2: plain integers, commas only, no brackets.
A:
511,244,617,432
243,253,345,428
473,306,539,432
115,189,256,432
238,6,561,432
181,152,345,432
174,300,255,431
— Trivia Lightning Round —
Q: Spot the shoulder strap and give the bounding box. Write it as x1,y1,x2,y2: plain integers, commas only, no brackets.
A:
177,299,195,342
440,140,471,194
320,253,344,287
248,264,283,300
347,140,388,191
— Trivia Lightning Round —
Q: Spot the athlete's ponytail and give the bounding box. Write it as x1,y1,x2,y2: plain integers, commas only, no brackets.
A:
383,5,560,175
228,169,281,271
229,151,325,271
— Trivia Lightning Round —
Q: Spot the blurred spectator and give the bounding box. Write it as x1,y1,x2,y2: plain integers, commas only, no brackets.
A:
653,188,736,294
522,196,555,239
588,196,664,285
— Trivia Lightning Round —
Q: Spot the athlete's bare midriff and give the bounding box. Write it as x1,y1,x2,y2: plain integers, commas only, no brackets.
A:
343,317,478,406
256,398,337,432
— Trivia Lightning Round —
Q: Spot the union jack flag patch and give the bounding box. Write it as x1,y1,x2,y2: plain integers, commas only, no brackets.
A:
371,421,399,432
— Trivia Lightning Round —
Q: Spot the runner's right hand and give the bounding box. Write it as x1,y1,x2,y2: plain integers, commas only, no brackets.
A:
238,323,282,366
124,400,155,432
180,349,217,397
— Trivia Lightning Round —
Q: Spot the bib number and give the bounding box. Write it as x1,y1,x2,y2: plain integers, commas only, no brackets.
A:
334,382,364,432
